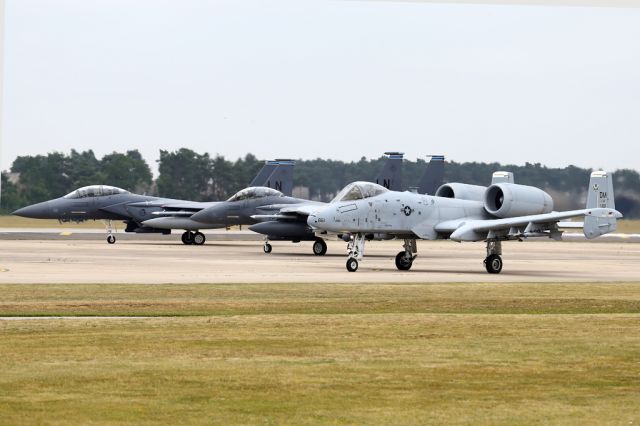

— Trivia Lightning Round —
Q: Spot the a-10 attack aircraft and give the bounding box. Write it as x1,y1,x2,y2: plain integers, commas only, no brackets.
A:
248,153,446,254
306,171,622,273
11,159,293,245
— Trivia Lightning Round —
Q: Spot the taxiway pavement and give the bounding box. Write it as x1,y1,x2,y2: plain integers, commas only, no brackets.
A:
0,237,638,284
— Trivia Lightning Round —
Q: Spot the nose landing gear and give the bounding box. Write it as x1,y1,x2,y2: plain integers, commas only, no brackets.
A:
345,233,366,272
103,220,116,244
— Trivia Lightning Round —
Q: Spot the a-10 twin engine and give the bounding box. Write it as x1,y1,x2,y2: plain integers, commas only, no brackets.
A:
483,183,553,218
435,183,486,202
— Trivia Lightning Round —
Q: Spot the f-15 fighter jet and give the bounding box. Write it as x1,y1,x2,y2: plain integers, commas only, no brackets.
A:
307,171,622,273
12,159,291,245
141,159,295,244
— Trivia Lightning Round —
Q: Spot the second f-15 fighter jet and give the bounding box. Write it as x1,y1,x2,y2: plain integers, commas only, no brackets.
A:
141,160,295,244
307,171,622,273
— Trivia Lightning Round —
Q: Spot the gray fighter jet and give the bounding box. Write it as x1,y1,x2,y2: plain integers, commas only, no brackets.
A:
307,171,622,273
248,153,446,254
140,159,295,244
12,159,291,245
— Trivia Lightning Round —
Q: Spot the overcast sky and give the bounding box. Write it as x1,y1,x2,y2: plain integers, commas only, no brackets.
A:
2,0,639,176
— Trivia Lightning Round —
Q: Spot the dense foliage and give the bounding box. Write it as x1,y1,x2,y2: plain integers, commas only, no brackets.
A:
2,149,639,217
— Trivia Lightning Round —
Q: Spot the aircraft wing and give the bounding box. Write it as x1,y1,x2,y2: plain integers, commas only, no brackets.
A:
434,208,621,241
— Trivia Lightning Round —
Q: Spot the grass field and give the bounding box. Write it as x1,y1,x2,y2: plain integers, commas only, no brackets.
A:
1,283,640,425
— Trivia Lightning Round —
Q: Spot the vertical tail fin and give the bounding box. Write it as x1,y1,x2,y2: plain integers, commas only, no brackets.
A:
417,155,445,195
249,160,278,187
375,152,403,191
263,159,295,196
584,171,617,239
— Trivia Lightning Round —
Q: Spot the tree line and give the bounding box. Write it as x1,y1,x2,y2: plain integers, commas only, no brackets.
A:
2,148,639,218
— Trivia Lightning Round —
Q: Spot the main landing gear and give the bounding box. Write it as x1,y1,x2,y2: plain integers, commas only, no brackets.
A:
181,231,206,245
484,240,503,274
104,220,116,244
312,238,327,256
395,239,417,271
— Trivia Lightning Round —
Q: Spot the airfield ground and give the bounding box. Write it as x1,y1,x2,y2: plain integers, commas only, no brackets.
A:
1,229,639,424
0,237,639,283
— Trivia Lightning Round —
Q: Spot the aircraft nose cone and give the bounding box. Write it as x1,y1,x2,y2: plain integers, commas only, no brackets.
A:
307,207,328,229
191,204,227,224
12,201,52,219
191,208,215,224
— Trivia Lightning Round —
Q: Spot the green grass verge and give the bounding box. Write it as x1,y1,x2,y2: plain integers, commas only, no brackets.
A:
1,283,639,425
1,282,640,317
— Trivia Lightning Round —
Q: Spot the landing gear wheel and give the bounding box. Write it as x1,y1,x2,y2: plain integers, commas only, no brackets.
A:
395,251,413,271
181,231,194,245
346,258,359,272
263,243,272,254
312,238,327,256
193,232,206,245
484,254,503,274
107,235,116,244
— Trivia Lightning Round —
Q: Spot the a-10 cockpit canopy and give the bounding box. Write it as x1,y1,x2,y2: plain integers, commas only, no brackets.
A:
331,181,388,203
227,187,284,202
63,185,129,199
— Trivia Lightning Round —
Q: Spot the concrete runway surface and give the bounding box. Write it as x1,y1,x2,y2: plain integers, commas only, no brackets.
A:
0,236,638,284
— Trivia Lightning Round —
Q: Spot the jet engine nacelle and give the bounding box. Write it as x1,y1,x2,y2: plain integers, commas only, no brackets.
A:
484,183,553,218
435,183,486,202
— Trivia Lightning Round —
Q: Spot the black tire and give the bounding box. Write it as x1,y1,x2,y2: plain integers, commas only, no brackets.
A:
181,231,194,245
395,251,413,271
485,254,503,274
312,238,327,256
346,258,359,272
107,235,116,244
263,243,272,254
193,232,206,245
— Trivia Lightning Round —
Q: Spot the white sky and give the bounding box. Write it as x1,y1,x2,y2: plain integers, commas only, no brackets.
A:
2,0,640,176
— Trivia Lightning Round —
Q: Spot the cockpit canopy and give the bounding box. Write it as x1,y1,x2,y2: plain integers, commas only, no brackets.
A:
63,185,129,199
331,181,388,203
227,187,284,202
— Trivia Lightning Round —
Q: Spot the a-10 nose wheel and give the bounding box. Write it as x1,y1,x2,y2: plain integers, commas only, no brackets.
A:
484,254,503,274
107,235,116,244
346,257,359,272
263,243,272,253
395,252,413,271
312,238,327,256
